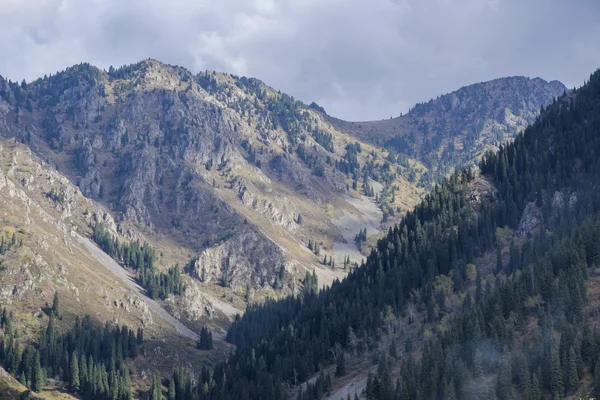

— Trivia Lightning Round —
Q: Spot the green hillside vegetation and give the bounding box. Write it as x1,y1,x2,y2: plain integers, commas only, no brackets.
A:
0,302,142,399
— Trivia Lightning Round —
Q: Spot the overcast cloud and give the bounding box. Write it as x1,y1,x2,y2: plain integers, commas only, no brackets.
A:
0,0,598,120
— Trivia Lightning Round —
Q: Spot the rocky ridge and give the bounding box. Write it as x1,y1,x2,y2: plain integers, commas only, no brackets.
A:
330,76,567,184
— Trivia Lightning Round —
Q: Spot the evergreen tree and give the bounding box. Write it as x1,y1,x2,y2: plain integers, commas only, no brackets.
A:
336,353,346,377
70,351,80,392
550,344,564,400
567,347,579,394
168,378,176,400
594,357,600,400
51,291,60,317
496,245,503,273
149,373,162,400
31,351,45,392
197,327,213,350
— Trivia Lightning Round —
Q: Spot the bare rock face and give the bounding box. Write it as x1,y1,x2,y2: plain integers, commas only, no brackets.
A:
166,278,215,321
234,176,298,231
190,225,283,290
6,58,552,301
518,191,579,237
552,190,578,210
517,202,541,237
0,139,162,338
0,60,329,293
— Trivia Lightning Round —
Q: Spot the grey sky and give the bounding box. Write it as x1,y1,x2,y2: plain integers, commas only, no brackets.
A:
1,0,599,120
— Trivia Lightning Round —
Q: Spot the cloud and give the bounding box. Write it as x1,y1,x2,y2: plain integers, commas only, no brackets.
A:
0,0,599,120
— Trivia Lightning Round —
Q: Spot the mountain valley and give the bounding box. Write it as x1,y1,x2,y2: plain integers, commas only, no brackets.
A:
0,59,577,399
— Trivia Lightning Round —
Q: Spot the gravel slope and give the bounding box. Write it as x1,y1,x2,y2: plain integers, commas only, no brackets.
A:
74,232,199,341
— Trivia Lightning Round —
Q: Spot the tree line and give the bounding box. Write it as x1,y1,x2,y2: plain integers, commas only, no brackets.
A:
92,223,184,299
0,299,143,399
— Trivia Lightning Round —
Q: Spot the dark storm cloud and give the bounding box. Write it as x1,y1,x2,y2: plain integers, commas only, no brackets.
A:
1,0,599,120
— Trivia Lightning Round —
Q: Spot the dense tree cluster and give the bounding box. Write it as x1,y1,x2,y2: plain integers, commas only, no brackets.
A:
92,223,183,299
354,228,367,245
308,102,327,115
307,238,321,255
0,306,141,399
0,63,101,110
361,70,600,399
335,142,361,178
312,129,334,152
1,60,589,400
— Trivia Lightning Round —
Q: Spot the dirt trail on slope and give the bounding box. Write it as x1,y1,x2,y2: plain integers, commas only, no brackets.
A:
74,232,199,341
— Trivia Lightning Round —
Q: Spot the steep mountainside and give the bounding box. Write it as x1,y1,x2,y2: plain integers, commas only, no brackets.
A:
0,59,423,307
330,76,566,185
169,69,600,400
0,138,230,397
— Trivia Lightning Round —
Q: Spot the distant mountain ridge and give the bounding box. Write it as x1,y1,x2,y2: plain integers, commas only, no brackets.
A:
329,76,567,185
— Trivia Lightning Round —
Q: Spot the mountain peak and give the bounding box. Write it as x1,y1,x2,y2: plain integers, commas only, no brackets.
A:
103,58,193,91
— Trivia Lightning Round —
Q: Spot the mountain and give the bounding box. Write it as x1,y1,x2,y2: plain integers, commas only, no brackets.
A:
0,59,425,395
0,59,571,398
0,59,425,302
330,76,567,185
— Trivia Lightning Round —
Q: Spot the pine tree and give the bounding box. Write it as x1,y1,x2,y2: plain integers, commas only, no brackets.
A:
168,378,176,400
496,352,513,399
531,373,542,400
336,353,346,377
31,351,45,393
442,378,456,400
70,351,80,392
79,353,88,394
137,327,144,345
221,269,229,288
197,327,213,350
550,343,564,400
149,373,162,400
473,350,483,378
567,347,579,394
594,356,600,400
51,291,60,317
